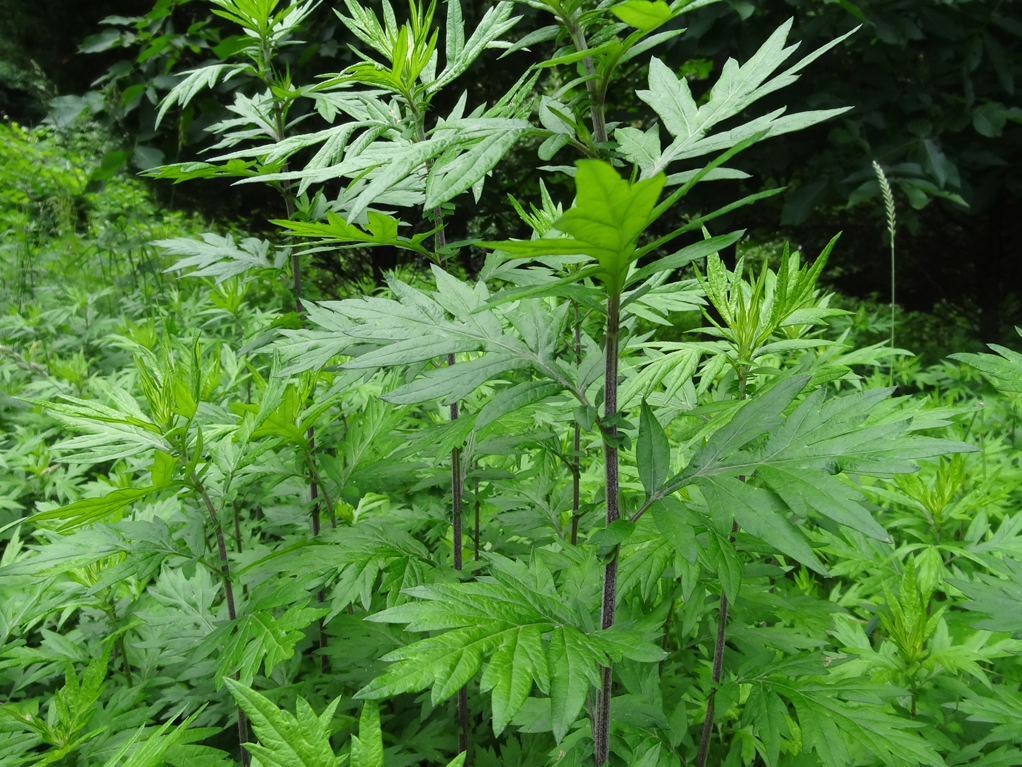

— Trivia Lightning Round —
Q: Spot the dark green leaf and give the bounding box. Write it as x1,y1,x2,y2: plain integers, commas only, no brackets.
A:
757,465,889,542
637,400,670,498
476,381,564,429
699,476,828,575
651,498,697,563
706,529,742,603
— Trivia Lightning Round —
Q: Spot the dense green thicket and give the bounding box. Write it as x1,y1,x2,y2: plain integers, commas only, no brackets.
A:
0,122,193,307
3,2,1022,767
7,0,1016,339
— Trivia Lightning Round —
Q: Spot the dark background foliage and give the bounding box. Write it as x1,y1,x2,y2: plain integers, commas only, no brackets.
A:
3,0,1020,341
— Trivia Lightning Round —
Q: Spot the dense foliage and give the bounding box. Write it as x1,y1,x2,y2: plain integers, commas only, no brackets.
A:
3,2,1022,767
5,0,1019,333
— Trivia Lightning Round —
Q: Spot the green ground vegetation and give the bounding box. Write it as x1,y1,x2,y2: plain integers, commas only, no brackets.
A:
2,3,1022,767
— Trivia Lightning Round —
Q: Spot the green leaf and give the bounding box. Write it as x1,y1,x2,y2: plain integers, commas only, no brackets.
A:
33,392,169,463
498,24,559,60
757,465,889,542
247,384,306,443
80,28,122,53
617,531,673,601
746,387,975,477
706,529,742,603
59,641,111,738
482,265,604,310
274,211,433,258
592,519,636,561
832,0,867,23
547,626,599,742
329,134,467,224
678,376,807,482
537,40,620,69
555,161,665,292
224,678,340,767
203,602,329,689
89,151,131,183
611,0,673,31
619,345,699,409
284,274,579,398
48,94,97,129
594,625,668,663
637,400,670,498
639,22,856,175
481,161,665,295
771,679,945,766
347,336,482,369
382,354,531,406
743,686,788,767
156,63,247,127
356,560,600,742
476,381,564,429
351,700,383,767
656,379,975,508
699,476,828,574
430,1,519,92
29,486,157,531
445,0,465,69
638,57,698,148
973,102,1007,137
952,340,1022,392
99,710,205,767
86,519,189,593
626,230,743,287
951,557,1022,636
253,519,429,616
651,498,697,563
425,127,530,209
480,625,548,735
156,233,287,283
616,124,662,177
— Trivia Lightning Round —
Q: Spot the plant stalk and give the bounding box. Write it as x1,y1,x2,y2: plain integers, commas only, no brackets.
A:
192,474,250,767
565,21,608,148
698,366,748,765
411,95,470,755
116,633,133,687
474,464,481,561
571,301,582,545
451,397,463,573
697,511,741,764
273,89,335,671
233,503,243,554
304,448,337,528
289,171,332,670
309,462,329,673
696,588,730,767
101,595,133,688
408,78,475,762
594,291,621,766
457,686,470,758
449,353,468,757
659,578,681,675
417,103,471,751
